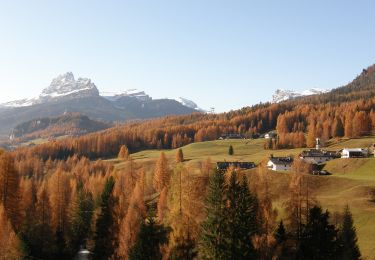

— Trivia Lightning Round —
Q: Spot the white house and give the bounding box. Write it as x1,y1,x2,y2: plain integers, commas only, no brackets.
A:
267,156,293,171
341,148,368,158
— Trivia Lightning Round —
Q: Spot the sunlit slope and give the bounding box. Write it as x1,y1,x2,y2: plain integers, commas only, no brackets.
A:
112,137,375,258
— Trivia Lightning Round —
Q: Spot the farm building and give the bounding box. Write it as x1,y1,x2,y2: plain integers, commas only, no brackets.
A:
267,156,293,171
341,148,368,158
265,132,277,139
299,149,339,164
216,161,256,171
218,133,245,140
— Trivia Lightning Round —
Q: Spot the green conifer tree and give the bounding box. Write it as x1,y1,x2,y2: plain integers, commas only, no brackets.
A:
274,220,287,244
223,172,258,260
93,177,116,260
169,233,197,260
298,206,338,260
228,145,234,156
68,181,94,255
128,213,169,260
337,205,361,260
334,117,345,137
198,170,227,259
274,220,293,260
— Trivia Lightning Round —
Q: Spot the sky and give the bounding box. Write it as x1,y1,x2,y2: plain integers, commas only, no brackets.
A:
0,1,375,112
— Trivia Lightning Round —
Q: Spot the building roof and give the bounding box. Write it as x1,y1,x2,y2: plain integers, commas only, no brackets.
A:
216,161,256,170
219,133,245,139
300,149,338,158
268,156,293,165
342,148,367,152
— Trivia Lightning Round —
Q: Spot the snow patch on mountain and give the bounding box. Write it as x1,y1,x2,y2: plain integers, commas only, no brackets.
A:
272,88,329,103
101,89,151,101
174,97,197,110
2,98,37,108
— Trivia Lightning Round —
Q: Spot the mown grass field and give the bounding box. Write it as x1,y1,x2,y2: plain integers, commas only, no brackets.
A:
113,137,375,258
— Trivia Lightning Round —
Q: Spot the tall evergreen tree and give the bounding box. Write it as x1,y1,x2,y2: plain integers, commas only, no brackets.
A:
274,220,287,244
128,213,169,260
298,206,338,260
337,205,361,260
274,220,293,260
199,170,227,260
223,173,258,260
68,181,94,255
228,145,234,155
334,117,344,137
169,231,197,260
92,176,116,260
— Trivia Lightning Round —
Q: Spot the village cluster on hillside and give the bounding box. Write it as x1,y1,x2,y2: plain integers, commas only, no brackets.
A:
217,136,375,175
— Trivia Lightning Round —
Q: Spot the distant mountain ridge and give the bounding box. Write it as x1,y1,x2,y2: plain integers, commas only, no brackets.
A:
2,72,201,110
0,72,202,138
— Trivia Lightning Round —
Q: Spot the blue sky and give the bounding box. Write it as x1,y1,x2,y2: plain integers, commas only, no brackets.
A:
0,0,374,112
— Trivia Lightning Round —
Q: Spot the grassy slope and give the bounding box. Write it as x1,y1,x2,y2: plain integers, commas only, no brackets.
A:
113,137,375,258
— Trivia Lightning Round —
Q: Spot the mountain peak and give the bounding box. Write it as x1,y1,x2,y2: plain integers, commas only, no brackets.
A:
1,72,100,108
41,72,98,98
50,72,75,86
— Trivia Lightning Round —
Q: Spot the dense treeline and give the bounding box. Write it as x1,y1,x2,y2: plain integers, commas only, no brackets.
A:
0,148,361,259
12,95,375,161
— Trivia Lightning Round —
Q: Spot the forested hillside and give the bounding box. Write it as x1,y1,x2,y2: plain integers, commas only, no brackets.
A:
12,65,375,161
1,65,374,259
10,112,111,141
0,141,366,259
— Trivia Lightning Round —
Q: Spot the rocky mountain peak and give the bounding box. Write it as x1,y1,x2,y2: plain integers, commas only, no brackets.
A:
41,72,99,98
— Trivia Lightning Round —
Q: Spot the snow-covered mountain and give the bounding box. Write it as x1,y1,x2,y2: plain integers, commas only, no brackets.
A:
0,72,202,136
271,88,329,103
2,72,99,107
2,72,202,110
101,89,151,102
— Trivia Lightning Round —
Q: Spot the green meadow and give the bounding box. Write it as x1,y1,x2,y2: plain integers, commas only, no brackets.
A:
112,137,375,258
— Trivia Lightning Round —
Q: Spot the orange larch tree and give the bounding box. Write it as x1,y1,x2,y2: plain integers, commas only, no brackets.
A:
153,152,170,193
